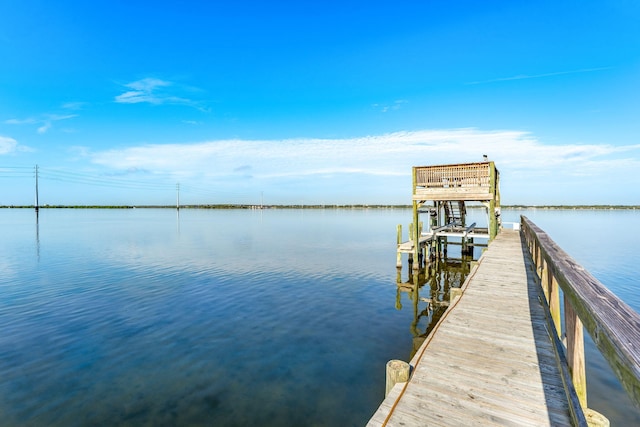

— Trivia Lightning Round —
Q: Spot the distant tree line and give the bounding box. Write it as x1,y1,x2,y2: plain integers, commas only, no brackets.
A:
1,204,638,210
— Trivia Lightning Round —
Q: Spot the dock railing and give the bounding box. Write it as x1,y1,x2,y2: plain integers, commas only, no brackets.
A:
415,162,490,187
521,215,640,419
413,162,496,202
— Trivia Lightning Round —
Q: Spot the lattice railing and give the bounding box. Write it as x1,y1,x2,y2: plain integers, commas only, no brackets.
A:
414,162,490,189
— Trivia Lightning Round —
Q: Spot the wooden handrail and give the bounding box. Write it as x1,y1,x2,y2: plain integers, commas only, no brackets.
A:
414,162,491,189
520,215,640,412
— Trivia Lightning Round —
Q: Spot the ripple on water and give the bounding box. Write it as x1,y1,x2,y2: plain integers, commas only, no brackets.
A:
1,208,639,426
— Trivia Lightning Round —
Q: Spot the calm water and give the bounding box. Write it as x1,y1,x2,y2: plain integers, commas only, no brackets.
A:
0,208,638,425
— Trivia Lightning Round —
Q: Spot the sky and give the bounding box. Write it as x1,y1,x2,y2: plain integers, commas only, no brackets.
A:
1,0,639,206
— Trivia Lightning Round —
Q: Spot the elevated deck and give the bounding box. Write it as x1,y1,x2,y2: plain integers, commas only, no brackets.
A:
412,162,498,202
370,230,575,426
404,161,501,268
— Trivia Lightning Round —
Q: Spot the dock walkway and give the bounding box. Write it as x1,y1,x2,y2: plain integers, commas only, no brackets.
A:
368,229,573,426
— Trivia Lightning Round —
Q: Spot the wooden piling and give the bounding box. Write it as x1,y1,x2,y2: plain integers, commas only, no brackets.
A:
585,408,610,427
450,287,462,303
396,224,403,268
385,360,410,398
412,200,420,272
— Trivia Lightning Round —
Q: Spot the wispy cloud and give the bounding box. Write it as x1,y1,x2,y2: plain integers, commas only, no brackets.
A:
89,129,640,181
5,118,37,125
61,101,87,110
115,77,207,110
372,99,408,113
115,78,172,104
37,123,51,134
4,114,77,134
69,146,91,159
0,136,18,154
0,136,32,154
466,67,612,85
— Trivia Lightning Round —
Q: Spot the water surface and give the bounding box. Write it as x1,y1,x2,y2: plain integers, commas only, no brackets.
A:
0,208,638,425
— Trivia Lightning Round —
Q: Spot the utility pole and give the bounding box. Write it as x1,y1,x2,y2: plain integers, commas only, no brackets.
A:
176,183,180,210
34,164,39,212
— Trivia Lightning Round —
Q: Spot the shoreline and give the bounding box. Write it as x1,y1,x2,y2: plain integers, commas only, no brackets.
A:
1,204,639,210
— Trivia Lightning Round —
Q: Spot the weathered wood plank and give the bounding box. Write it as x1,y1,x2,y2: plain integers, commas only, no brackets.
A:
368,230,575,427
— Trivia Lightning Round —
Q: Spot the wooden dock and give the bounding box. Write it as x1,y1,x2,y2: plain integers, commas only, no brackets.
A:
369,229,575,426
384,160,640,425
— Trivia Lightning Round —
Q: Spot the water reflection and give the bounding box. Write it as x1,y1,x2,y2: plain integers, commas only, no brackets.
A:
396,256,473,359
3,208,638,425
35,209,40,261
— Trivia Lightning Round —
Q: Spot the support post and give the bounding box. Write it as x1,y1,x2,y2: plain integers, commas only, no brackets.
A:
565,299,587,409
412,201,420,272
396,224,403,268
418,221,424,268
541,259,550,302
488,162,498,240
385,360,410,397
549,275,561,337
534,242,541,279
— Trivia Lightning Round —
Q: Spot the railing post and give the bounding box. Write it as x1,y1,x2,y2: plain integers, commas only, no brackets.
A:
535,245,543,279
565,298,587,409
541,259,549,302
549,274,561,338
532,239,539,277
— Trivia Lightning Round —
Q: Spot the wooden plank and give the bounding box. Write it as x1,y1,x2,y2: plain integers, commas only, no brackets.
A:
368,230,574,427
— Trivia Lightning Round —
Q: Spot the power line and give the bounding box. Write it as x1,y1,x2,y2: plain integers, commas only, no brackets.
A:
38,168,174,190
0,165,258,204
0,166,33,178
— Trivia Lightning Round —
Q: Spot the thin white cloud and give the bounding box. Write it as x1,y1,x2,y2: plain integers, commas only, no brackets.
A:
69,146,91,158
115,78,173,104
5,118,37,125
373,99,408,113
115,77,204,109
128,77,170,92
37,123,51,134
0,136,18,154
466,67,612,85
61,101,87,110
5,114,77,134
71,128,640,204
0,136,32,154
90,129,640,184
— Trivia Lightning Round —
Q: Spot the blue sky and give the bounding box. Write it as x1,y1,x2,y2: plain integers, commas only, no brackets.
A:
1,0,639,205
